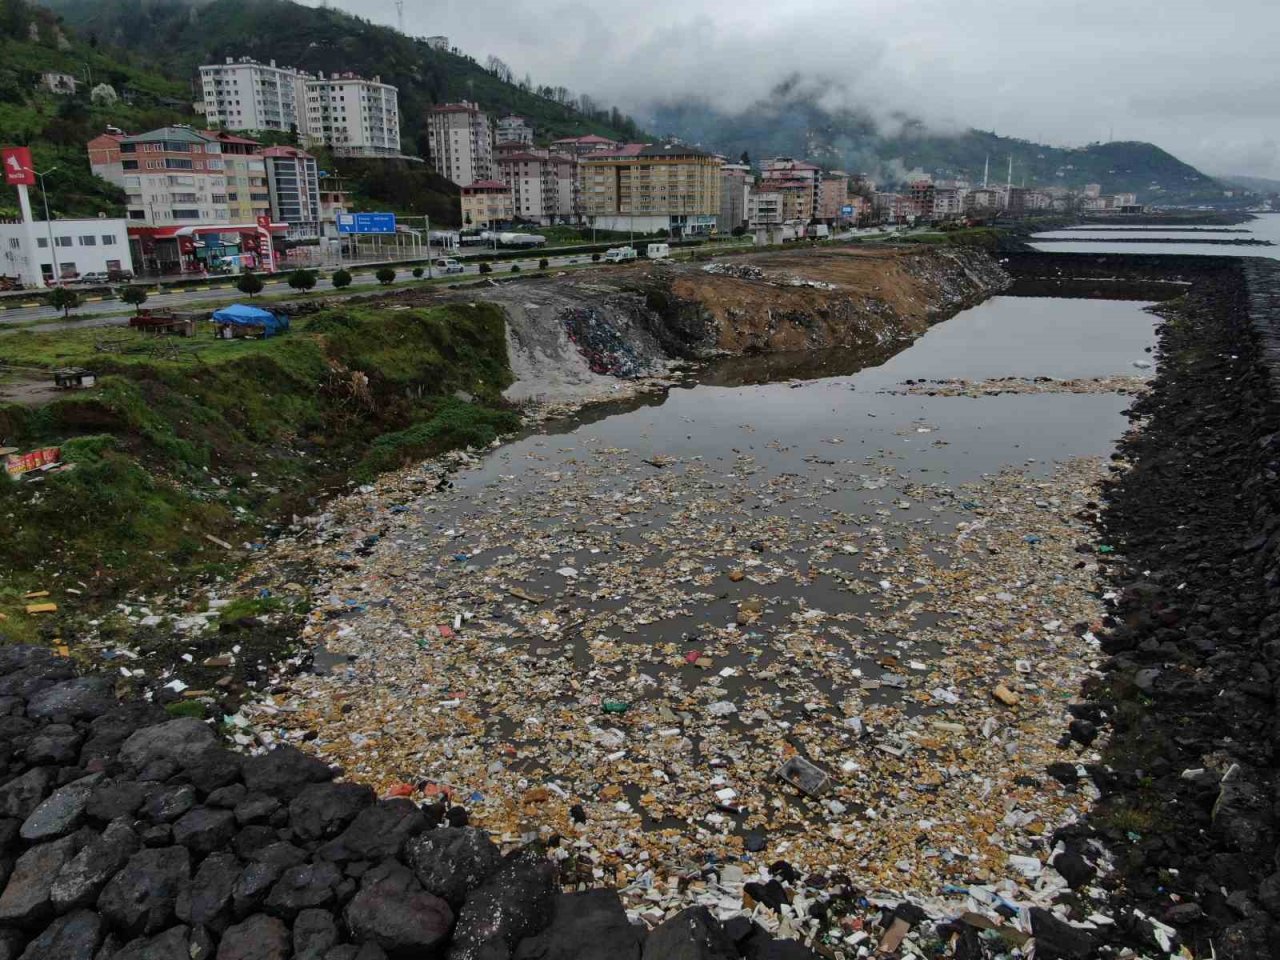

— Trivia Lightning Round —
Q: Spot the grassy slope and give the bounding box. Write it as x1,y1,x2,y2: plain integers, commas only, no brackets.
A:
0,301,519,640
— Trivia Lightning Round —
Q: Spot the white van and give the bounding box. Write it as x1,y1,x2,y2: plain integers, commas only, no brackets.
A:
603,246,637,263
646,243,671,259
433,258,464,274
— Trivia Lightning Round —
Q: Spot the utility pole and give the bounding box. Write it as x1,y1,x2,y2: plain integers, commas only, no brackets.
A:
394,0,404,33
425,214,432,279
25,165,59,283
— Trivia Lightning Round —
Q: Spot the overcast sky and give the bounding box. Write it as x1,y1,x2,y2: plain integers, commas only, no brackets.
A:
309,0,1280,179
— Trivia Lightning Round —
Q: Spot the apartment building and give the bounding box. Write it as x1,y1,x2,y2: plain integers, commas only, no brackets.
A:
426,102,494,186
761,158,820,221
719,162,750,232
747,187,782,228
203,131,271,224
496,150,576,225
460,181,513,228
199,58,304,133
495,115,534,146
581,143,721,235
89,126,231,225
931,187,964,218
303,73,401,156
261,146,321,239
907,179,935,218
817,171,850,222
549,134,620,158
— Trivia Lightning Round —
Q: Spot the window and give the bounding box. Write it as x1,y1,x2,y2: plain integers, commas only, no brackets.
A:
56,236,73,248
79,235,97,246
171,209,200,219
106,259,121,271
102,235,116,245
122,160,139,171
7,238,18,250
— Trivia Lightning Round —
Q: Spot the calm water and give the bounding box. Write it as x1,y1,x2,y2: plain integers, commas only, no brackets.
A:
1031,211,1280,258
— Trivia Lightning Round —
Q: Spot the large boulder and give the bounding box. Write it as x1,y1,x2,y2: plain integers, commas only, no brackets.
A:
118,719,216,771
216,913,290,960
0,649,75,699
514,889,645,960
97,846,191,936
16,907,101,960
51,818,140,910
175,851,241,931
141,785,197,824
263,861,343,919
23,724,83,766
288,782,374,842
20,773,103,841
182,748,242,795
319,798,425,862
25,676,116,721
405,827,503,908
293,907,339,960
0,831,83,925
641,907,737,960
80,704,169,763
172,808,237,854
241,746,332,800
449,851,558,960
1029,907,1098,960
343,859,454,956
110,925,192,960
0,769,53,820
87,781,155,823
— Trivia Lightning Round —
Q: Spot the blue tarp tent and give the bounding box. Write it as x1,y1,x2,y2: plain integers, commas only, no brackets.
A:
210,303,290,337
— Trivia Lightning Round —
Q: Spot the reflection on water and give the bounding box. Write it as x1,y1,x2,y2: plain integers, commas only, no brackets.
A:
1031,212,1280,259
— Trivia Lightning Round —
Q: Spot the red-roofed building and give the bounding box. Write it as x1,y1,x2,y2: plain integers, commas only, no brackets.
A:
460,180,512,228
497,150,578,225
549,134,620,157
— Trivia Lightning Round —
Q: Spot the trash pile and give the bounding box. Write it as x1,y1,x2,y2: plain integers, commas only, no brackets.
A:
883,376,1152,397
238,436,1122,955
561,307,655,378
701,263,767,281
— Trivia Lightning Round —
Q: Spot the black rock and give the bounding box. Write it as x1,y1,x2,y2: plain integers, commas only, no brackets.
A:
513,888,644,960
0,769,53,820
19,773,102,841
263,861,342,918
118,719,217,771
140,825,173,848
0,652,75,700
1029,907,1097,960
97,845,191,937
1067,719,1098,747
182,749,243,795
744,879,788,912
206,784,248,810
80,705,169,764
231,861,284,920
318,798,425,863
405,827,503,909
175,851,240,931
450,850,559,960
742,941,821,960
172,808,237,854
241,747,332,800
16,907,100,960
88,781,155,823
217,913,290,960
641,906,736,960
720,916,757,946
51,818,140,910
743,832,766,853
289,783,374,842
343,859,453,956
0,928,22,960
141,785,197,824
294,907,339,960
0,831,82,926
445,806,469,828
568,805,586,825
1051,850,1097,890
26,676,116,722
110,925,191,960
233,795,281,827
1046,762,1080,786
23,724,83,766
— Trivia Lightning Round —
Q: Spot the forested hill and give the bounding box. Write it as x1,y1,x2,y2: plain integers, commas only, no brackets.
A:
40,0,647,155
650,85,1222,203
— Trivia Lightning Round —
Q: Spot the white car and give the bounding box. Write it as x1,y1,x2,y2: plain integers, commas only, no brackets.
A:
77,271,111,285
434,258,464,274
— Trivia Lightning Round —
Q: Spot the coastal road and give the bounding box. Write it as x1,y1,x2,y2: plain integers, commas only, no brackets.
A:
0,250,631,328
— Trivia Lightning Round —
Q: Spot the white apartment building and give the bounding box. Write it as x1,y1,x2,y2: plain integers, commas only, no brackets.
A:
495,115,533,146
0,218,133,286
199,58,304,133
747,188,783,228
496,150,575,225
303,73,401,157
426,102,494,186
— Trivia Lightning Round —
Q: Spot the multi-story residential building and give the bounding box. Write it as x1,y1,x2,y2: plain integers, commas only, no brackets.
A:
719,162,750,233
303,73,401,156
964,187,1004,212
89,126,231,225
318,175,352,226
0,217,133,287
746,187,782,229
495,115,534,146
817,171,850,222
496,150,577,225
549,134,620,158
203,131,271,224
907,179,936,218
426,102,494,186
873,192,914,222
761,158,820,222
774,180,814,223
261,146,321,239
581,143,721,235
199,58,305,133
931,187,965,218
460,180,513,228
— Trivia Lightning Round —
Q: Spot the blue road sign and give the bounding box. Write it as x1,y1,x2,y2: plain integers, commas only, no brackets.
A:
336,212,397,235
841,205,854,216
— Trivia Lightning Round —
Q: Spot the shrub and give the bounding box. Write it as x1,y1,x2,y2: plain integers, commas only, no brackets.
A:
46,286,81,317
287,269,317,292
118,285,148,314
510,264,521,273
375,267,396,285
412,266,424,278
478,262,492,275
591,252,601,262
236,271,264,297
331,268,352,289
538,258,549,270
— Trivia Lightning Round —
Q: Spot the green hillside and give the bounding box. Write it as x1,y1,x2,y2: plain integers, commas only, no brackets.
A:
650,83,1222,204
42,0,645,154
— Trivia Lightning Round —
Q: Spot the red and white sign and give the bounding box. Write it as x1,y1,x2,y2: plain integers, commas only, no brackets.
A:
2,147,35,187
5,446,60,478
256,215,272,230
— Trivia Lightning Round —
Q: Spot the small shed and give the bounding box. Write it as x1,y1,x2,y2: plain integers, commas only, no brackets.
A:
53,367,96,389
210,304,290,339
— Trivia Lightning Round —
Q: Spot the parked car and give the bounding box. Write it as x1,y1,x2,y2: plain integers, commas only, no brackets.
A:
433,258,465,274
107,268,135,282
76,271,112,285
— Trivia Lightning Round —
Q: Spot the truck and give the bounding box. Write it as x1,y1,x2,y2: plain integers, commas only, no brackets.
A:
646,243,671,260
498,232,547,248
604,246,637,263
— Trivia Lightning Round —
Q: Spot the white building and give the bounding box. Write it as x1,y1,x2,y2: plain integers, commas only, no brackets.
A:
302,73,401,157
40,72,78,95
425,36,450,51
0,217,133,286
495,115,533,146
199,58,305,133
747,188,782,228
426,102,494,186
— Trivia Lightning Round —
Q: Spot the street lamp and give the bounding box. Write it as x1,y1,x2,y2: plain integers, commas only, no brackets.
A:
24,165,59,283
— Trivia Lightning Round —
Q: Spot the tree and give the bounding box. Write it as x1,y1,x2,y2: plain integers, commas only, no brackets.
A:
47,286,80,318
331,268,352,289
118,285,148,314
287,269,316,292
478,262,492,274
510,264,521,272
740,150,750,165
412,266,424,278
591,252,601,262
539,258,549,270
236,271,264,298
376,267,396,285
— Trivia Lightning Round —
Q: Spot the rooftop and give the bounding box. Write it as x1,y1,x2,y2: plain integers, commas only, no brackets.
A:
462,180,510,191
